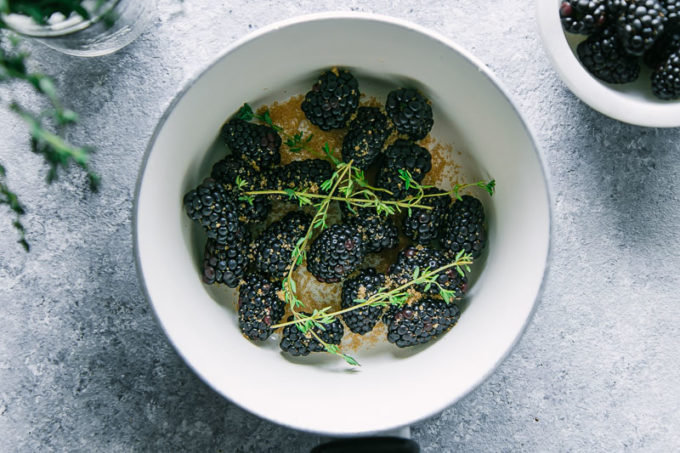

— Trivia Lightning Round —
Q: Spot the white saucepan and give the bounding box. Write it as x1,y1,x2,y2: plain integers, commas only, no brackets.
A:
134,12,551,437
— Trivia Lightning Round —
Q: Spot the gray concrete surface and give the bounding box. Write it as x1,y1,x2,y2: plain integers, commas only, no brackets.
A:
1,1,679,451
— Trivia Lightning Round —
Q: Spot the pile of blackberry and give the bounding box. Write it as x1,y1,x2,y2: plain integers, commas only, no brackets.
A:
182,67,491,359
561,0,680,99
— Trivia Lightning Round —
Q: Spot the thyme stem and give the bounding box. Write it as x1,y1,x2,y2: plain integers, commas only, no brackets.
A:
244,189,434,211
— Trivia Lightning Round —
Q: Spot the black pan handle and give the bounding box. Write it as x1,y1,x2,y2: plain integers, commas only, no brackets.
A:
310,436,419,453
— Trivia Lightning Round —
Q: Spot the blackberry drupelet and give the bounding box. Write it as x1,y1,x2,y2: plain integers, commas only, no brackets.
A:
577,25,641,83
238,274,285,341
341,106,392,169
253,211,312,280
559,0,607,34
644,31,680,68
389,246,468,298
385,88,434,141
440,195,487,259
340,203,399,254
202,235,251,287
616,0,665,56
183,178,248,246
210,156,271,223
341,268,386,335
301,69,360,131
266,159,333,197
384,297,460,348
307,223,367,283
221,119,282,170
651,50,680,98
280,313,345,356
402,187,451,245
376,139,432,199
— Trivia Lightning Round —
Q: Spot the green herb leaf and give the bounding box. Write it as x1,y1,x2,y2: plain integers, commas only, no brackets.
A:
236,103,254,121
342,354,360,366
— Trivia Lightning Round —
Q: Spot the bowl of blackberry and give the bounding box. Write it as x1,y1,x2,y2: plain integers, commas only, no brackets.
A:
135,13,550,435
537,0,680,127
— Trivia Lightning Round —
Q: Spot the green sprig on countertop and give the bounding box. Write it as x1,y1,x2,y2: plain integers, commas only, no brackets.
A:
1,16,99,251
0,163,28,250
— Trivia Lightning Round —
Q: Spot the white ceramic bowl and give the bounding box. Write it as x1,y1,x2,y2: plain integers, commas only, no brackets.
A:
537,0,680,127
134,13,551,436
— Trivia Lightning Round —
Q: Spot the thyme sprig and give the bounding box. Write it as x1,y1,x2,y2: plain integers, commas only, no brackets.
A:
1,34,99,250
281,160,352,311
243,174,495,217
279,160,361,365
271,249,474,331
0,163,28,250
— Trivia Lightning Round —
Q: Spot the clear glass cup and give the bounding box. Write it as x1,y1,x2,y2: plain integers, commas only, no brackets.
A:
1,0,156,57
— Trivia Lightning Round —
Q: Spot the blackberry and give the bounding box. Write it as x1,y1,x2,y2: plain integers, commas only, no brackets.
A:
301,69,360,131
402,187,451,245
381,139,432,181
340,203,399,254
384,297,460,348
280,312,344,356
376,139,432,199
388,246,468,298
341,268,386,335
644,31,680,68
307,223,366,283
559,0,607,35
662,0,680,28
616,0,665,56
266,159,333,197
221,119,281,170
341,107,392,169
651,50,680,98
577,25,641,83
385,88,434,141
210,156,270,223
183,178,249,246
238,274,285,341
253,211,312,280
440,195,487,259
202,235,250,287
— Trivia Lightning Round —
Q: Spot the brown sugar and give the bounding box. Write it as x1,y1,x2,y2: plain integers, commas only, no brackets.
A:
259,95,345,164
419,135,461,189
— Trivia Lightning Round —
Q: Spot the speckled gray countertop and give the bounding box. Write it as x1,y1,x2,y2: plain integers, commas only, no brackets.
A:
1,1,679,451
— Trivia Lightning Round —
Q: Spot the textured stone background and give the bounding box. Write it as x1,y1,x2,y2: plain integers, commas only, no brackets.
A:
1,1,679,451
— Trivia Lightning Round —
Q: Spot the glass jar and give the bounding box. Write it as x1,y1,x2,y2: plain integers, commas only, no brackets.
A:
1,0,156,57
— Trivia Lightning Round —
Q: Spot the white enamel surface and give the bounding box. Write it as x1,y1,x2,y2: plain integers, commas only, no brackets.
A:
135,13,550,435
537,0,680,127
